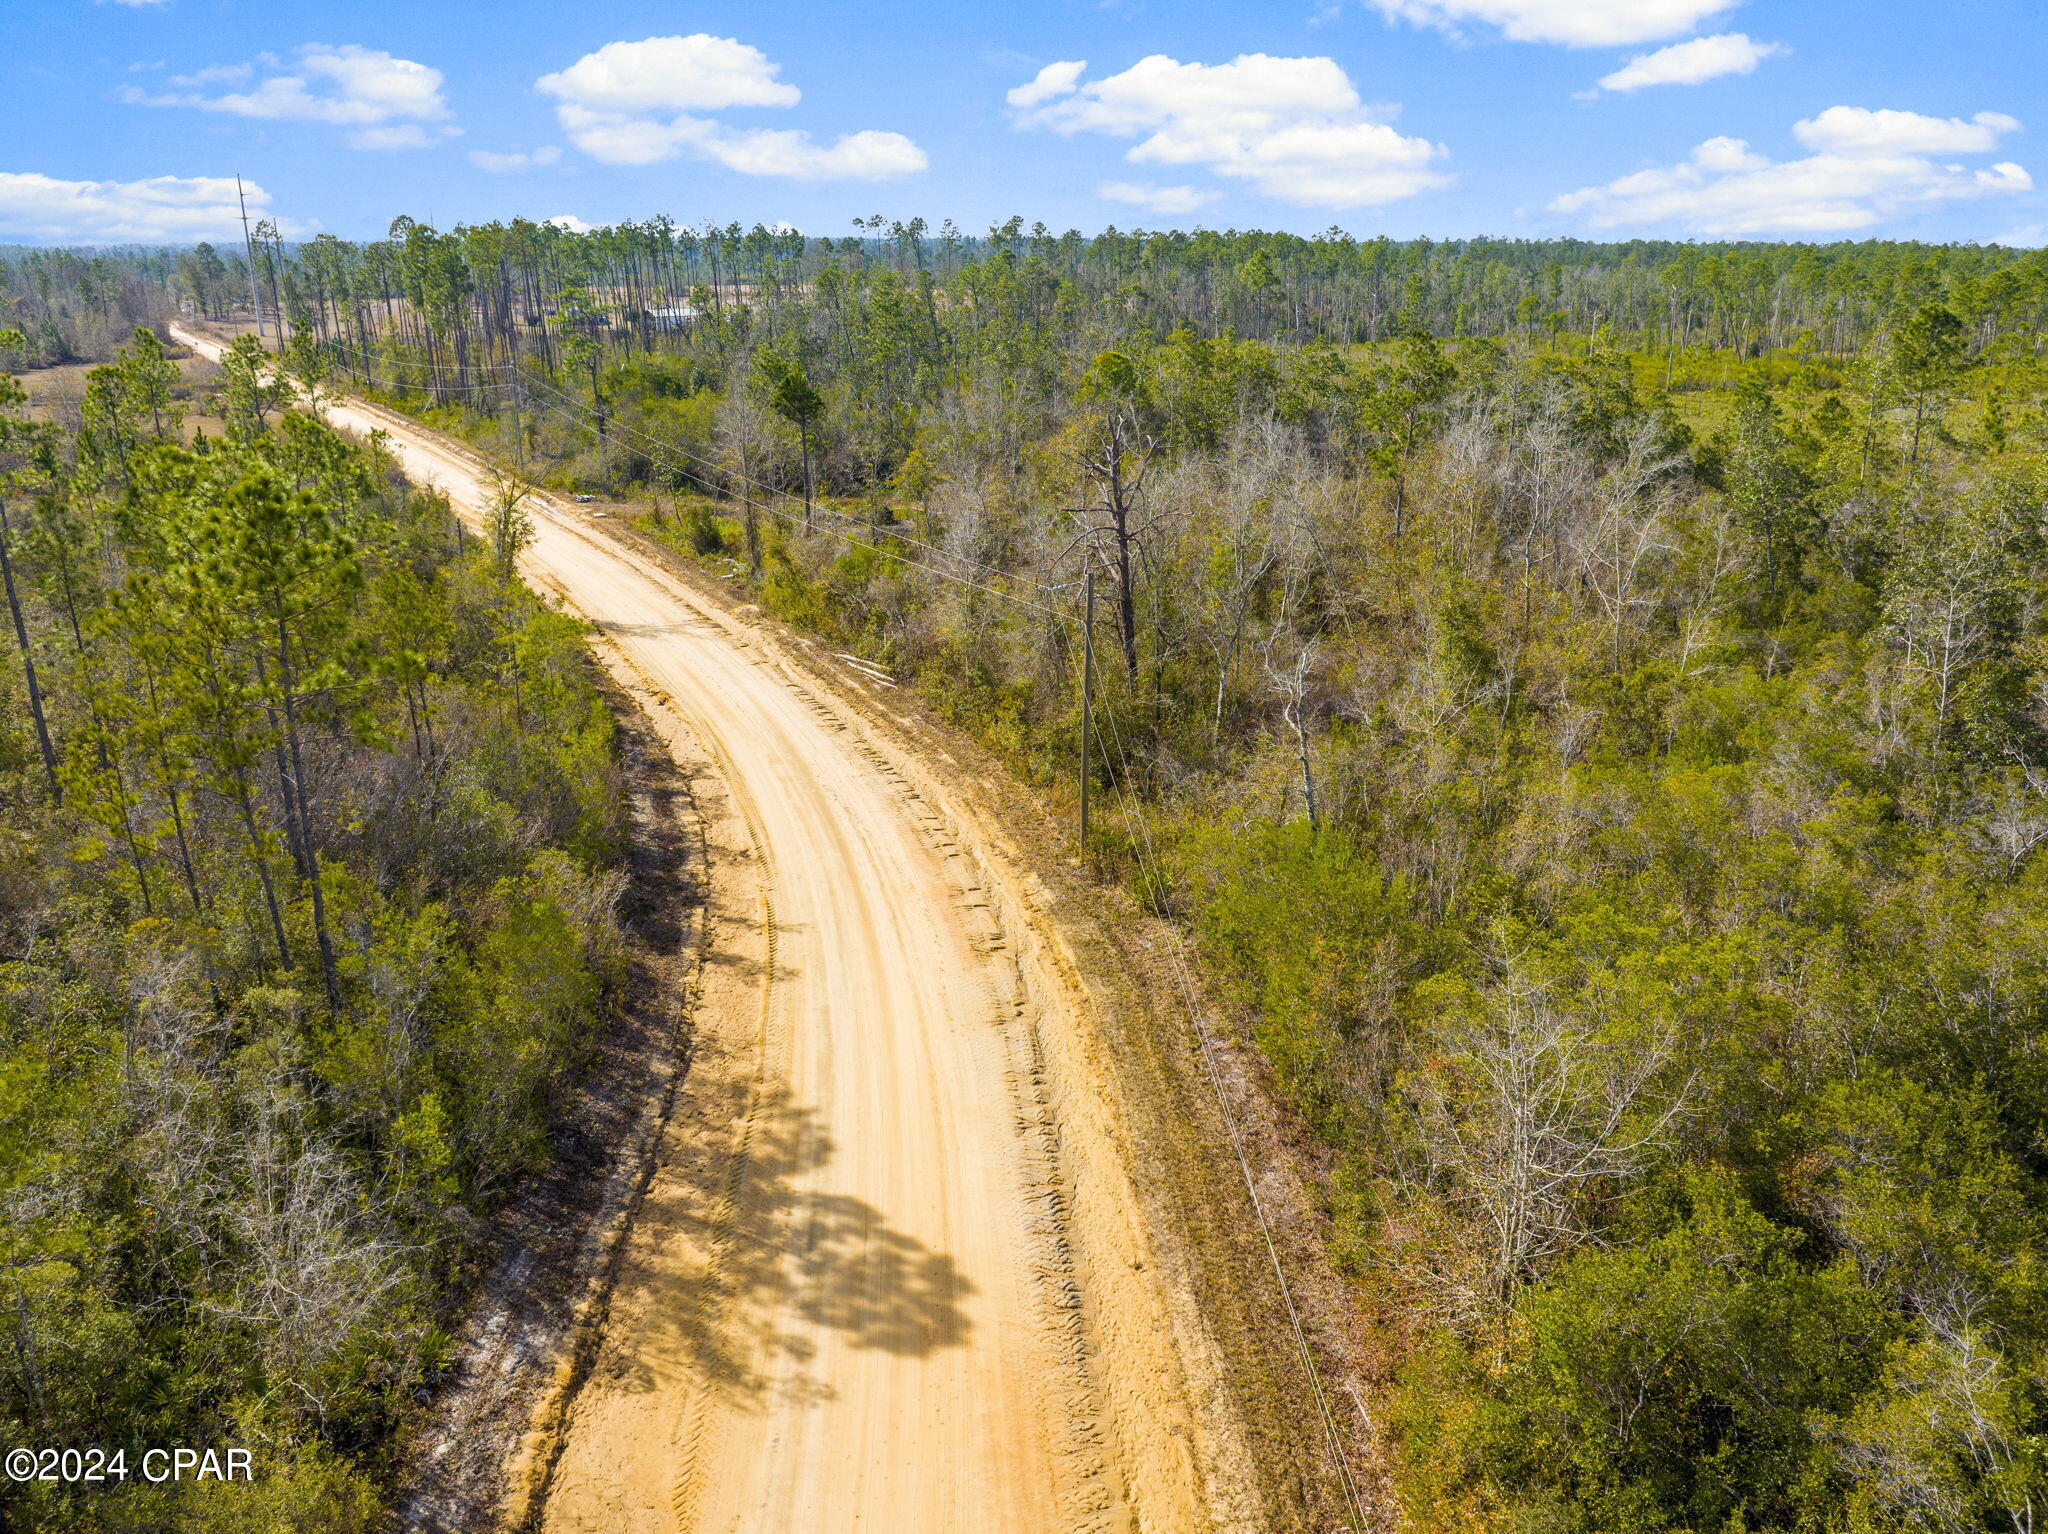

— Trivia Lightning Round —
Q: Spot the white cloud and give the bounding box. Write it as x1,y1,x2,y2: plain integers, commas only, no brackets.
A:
537,35,926,180
469,145,563,173
1793,106,2020,156
537,35,799,113
548,214,595,233
1591,33,1784,93
1007,60,1087,109
552,105,925,177
546,108,689,167
0,171,307,243
1098,180,1223,215
1369,0,1736,47
1551,109,2031,234
1990,223,2046,248
123,43,456,149
1012,53,1449,209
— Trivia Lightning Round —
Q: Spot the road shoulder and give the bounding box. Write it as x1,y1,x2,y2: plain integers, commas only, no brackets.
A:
391,678,709,1533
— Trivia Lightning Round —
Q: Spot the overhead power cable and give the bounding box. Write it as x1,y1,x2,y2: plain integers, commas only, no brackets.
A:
1076,638,1371,1532
312,338,1376,1524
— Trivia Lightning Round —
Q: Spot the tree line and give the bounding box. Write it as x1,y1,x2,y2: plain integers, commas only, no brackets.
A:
237,218,2047,401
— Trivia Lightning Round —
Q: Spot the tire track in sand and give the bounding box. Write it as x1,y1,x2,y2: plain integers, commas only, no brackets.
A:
171,327,1264,1534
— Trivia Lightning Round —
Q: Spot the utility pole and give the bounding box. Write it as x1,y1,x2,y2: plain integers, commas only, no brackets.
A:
236,174,265,340
1079,564,1096,857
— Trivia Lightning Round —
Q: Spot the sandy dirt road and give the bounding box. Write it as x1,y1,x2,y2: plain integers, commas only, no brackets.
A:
171,329,1271,1534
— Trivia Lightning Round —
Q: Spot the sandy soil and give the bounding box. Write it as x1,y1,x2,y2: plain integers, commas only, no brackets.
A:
170,327,1278,1534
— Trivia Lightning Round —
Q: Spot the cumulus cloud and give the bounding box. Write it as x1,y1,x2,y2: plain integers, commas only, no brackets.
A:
1011,53,1449,210
1793,106,2020,156
468,145,563,173
1550,108,2031,234
536,35,798,113
547,214,595,233
122,43,456,149
1098,181,1223,216
0,171,305,243
1368,0,1736,46
1590,33,1784,93
1007,61,1088,109
537,35,926,180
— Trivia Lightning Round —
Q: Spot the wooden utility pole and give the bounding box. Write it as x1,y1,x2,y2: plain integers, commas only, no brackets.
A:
1079,565,1095,856
236,174,265,339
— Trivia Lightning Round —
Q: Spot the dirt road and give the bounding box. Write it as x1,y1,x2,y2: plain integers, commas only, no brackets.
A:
171,328,1275,1533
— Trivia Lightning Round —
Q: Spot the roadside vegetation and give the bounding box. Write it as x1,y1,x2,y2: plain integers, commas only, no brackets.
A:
13,219,2048,1531
0,325,626,1530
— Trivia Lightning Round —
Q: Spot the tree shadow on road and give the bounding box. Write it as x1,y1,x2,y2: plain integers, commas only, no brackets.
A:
605,1068,973,1408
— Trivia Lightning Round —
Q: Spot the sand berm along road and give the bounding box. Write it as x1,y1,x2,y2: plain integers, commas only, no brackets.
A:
170,327,1278,1534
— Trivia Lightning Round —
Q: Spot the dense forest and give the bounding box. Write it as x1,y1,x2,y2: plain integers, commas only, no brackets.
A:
11,219,2048,1531
0,323,625,1529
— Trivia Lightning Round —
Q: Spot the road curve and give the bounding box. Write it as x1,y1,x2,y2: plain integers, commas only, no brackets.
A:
171,328,1254,1534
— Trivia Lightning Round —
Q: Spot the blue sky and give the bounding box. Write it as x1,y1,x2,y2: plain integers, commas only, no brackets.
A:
2,0,2042,246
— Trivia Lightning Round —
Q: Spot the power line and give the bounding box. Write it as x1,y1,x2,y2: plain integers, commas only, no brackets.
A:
1074,642,1371,1532
313,341,1373,1523
529,340,1376,1521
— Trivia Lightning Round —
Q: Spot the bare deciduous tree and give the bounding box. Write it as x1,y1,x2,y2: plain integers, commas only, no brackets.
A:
714,371,774,573
1402,978,1689,1324
1572,417,1680,673
1264,636,1322,828
1075,406,1162,678
201,1092,411,1415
